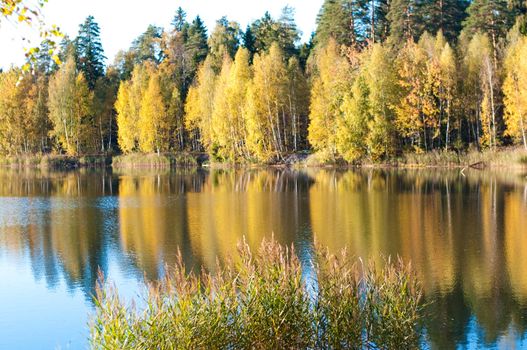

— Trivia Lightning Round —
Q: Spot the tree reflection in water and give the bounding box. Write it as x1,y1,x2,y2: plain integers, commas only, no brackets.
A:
0,167,526,348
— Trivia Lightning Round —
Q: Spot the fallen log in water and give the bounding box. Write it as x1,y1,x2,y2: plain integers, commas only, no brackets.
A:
469,161,487,170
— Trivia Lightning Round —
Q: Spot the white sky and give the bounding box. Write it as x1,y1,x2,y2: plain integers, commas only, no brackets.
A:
0,0,323,69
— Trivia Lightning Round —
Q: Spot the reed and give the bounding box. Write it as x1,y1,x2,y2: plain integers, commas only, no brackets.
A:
112,153,198,169
90,238,424,350
399,147,527,168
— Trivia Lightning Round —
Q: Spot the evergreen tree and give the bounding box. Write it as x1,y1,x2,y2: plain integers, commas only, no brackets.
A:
315,0,348,46
511,0,527,33
248,8,300,57
463,0,515,53
368,0,391,42
277,6,301,57
187,16,209,66
113,50,135,81
416,0,469,42
208,17,241,70
315,0,368,47
298,33,314,68
387,0,419,45
250,12,276,54
32,40,55,75
75,15,106,89
242,25,257,57
131,25,164,64
172,7,188,32
163,11,206,98
57,35,76,69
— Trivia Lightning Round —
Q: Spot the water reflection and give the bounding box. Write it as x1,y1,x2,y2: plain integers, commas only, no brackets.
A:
0,167,526,349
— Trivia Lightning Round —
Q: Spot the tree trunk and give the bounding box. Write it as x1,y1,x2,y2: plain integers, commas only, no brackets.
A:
370,0,375,42
485,58,497,149
349,0,356,47
511,81,527,151
445,99,450,151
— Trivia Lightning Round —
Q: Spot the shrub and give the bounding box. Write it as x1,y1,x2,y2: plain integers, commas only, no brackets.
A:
90,239,424,350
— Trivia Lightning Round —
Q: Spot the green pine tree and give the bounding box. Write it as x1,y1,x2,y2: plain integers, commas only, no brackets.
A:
416,0,469,42
315,0,369,47
463,0,515,52
387,0,419,45
131,25,163,64
75,15,106,89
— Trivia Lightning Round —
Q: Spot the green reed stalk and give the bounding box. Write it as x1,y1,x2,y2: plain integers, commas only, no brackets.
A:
90,238,424,350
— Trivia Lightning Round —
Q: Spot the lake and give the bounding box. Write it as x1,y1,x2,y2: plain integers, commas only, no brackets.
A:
0,167,526,349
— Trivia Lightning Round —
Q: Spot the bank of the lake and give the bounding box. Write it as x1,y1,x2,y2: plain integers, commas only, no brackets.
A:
303,146,527,169
0,154,112,169
1,147,526,170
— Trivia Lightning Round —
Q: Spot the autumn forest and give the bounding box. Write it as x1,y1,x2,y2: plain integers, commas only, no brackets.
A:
1,0,527,164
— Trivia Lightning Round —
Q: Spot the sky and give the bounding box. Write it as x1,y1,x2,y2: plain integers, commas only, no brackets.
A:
0,0,323,69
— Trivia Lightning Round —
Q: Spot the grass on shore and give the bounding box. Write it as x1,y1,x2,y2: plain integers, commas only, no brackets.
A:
112,153,198,169
91,238,424,350
0,154,111,169
303,147,527,168
400,147,527,168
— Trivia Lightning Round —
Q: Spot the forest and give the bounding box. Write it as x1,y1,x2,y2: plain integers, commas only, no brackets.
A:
1,0,527,164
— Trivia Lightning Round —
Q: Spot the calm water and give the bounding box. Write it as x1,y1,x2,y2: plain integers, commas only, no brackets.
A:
0,168,526,349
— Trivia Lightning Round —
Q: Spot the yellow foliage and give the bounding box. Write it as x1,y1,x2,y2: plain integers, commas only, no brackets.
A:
337,75,370,162
503,36,527,149
211,48,252,162
364,44,398,160
245,43,289,163
0,69,24,154
139,73,166,154
184,57,217,154
308,38,351,157
48,57,93,155
115,82,135,153
463,34,497,149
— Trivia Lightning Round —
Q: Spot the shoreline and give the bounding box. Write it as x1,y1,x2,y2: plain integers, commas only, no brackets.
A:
1,147,526,171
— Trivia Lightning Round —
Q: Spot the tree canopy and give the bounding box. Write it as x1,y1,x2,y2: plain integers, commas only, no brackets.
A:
1,2,527,163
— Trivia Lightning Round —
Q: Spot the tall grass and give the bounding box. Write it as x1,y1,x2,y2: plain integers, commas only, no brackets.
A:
112,153,198,169
90,239,424,349
399,147,527,168
0,154,111,169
